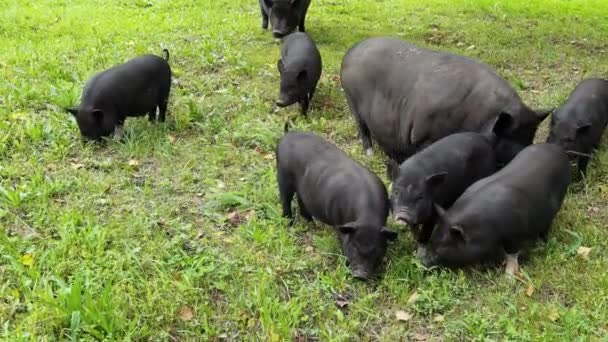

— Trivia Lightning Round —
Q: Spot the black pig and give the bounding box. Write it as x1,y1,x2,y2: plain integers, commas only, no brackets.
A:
276,32,322,116
65,49,171,141
259,0,311,38
547,78,608,174
421,143,571,275
341,37,551,164
388,131,497,255
276,130,397,280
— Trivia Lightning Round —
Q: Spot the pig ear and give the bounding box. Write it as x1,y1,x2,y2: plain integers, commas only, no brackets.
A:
434,203,446,218
385,159,400,182
65,106,79,116
425,172,447,190
449,225,466,242
492,112,515,137
297,70,307,82
338,225,356,234
277,59,284,74
381,227,398,241
534,108,553,122
92,109,104,121
576,124,591,136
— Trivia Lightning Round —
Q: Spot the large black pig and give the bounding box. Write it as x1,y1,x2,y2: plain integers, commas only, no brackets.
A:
340,37,552,165
259,0,311,38
421,143,571,275
388,131,497,255
547,78,608,174
276,32,322,116
276,130,397,280
65,49,171,141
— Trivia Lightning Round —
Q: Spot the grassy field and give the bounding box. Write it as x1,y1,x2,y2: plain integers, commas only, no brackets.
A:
1,0,608,340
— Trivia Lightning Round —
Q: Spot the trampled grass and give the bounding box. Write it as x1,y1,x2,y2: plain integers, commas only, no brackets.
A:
1,0,608,340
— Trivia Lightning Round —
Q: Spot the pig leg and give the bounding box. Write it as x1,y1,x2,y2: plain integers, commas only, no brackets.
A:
504,252,519,276
277,171,295,225
158,98,168,123
298,17,306,32
261,6,269,29
300,97,310,116
578,156,590,175
148,111,155,122
113,121,125,140
309,86,316,102
296,195,314,222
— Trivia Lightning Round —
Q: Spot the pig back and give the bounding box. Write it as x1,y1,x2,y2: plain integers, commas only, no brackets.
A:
281,33,322,82
341,37,524,161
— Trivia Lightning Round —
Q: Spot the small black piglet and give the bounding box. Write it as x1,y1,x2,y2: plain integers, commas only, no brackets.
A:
276,32,322,116
276,130,397,280
66,49,172,141
421,143,571,275
547,78,608,174
387,131,497,255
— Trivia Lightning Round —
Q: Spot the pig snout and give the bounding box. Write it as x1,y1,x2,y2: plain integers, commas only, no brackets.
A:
272,30,288,38
393,209,416,225
351,267,370,281
419,250,438,267
276,94,296,108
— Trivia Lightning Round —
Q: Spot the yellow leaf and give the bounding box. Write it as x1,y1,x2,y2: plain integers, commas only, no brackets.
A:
10,289,20,298
21,254,34,267
548,308,560,322
10,112,26,121
433,314,445,322
179,305,194,321
577,246,591,259
407,290,419,305
395,310,411,322
128,159,140,167
526,284,535,297
168,135,176,144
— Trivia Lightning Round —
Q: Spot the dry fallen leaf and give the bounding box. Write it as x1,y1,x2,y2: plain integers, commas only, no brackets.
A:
395,310,411,322
128,159,140,167
548,309,560,322
334,294,349,308
407,290,419,305
264,154,274,160
168,134,176,144
433,314,445,322
577,246,591,259
70,162,85,170
414,333,427,341
179,305,194,321
305,245,314,252
227,211,243,226
526,284,535,297
245,210,256,221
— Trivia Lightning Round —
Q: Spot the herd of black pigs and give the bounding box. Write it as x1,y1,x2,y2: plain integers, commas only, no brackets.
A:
64,0,608,281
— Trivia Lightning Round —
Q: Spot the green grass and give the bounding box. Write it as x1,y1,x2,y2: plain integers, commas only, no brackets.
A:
1,0,608,339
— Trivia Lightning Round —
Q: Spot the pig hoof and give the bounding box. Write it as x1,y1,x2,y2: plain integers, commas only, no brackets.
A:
504,253,519,277
416,244,428,260
365,148,373,156
113,127,124,141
